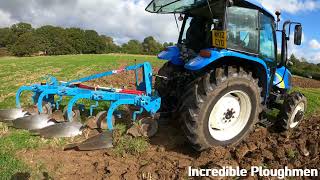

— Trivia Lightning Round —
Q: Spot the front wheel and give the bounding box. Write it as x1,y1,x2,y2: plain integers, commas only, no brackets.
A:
180,66,263,151
277,92,307,131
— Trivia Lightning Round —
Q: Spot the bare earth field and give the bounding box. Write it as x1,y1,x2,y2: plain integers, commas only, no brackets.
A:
292,75,320,88
0,55,319,179
16,113,320,179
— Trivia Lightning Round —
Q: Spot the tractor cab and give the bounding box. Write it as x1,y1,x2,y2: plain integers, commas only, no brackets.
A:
147,0,302,90
147,0,277,62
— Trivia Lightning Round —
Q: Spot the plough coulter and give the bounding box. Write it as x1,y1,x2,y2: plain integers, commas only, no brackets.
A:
0,62,161,150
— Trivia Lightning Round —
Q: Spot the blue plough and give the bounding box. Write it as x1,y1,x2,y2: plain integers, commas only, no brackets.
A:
15,62,161,131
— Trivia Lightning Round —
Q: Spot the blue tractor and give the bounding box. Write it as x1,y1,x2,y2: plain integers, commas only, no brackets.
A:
147,0,307,150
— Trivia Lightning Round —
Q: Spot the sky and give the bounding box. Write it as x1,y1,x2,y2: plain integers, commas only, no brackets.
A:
0,0,319,64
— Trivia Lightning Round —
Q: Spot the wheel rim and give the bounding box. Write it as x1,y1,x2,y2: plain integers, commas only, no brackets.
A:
289,102,305,128
208,90,252,141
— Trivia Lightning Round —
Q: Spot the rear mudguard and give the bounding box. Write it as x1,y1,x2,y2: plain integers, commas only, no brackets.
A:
273,66,292,90
158,46,184,65
157,48,273,97
186,48,271,92
184,48,269,71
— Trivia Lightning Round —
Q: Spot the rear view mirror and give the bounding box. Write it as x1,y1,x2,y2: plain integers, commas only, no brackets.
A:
294,25,302,45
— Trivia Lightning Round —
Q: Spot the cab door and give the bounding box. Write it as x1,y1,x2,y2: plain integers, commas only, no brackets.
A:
259,13,278,89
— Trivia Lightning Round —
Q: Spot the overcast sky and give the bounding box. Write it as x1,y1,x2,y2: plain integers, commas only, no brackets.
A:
0,0,319,64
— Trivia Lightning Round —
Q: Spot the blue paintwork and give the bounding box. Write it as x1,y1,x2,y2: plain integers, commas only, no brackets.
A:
184,48,272,96
273,66,292,90
185,48,269,72
184,48,273,96
66,91,161,130
158,46,184,65
15,62,161,131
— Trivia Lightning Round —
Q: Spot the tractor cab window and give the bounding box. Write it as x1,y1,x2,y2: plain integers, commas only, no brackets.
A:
259,13,276,60
180,17,193,44
146,0,207,13
180,16,212,52
226,7,259,54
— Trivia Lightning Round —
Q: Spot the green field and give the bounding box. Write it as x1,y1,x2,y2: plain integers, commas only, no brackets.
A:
0,54,319,179
0,54,162,109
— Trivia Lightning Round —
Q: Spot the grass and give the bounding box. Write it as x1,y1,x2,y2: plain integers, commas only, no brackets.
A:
286,149,299,159
0,54,319,178
0,54,161,109
0,130,43,179
292,87,320,116
113,124,149,157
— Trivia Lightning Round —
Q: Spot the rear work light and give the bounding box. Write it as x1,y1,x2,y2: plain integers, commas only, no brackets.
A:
200,50,212,58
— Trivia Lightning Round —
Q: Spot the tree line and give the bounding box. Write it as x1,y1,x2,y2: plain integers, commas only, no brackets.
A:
289,54,320,80
0,22,319,80
0,22,174,57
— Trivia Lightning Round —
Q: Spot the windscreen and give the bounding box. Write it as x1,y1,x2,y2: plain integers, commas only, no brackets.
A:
146,0,207,13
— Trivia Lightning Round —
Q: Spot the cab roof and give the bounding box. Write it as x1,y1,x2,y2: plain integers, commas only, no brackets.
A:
146,0,275,19
244,0,275,19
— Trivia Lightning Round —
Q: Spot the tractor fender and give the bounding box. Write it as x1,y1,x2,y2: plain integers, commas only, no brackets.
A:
157,46,184,65
185,48,271,98
273,66,292,90
185,49,269,72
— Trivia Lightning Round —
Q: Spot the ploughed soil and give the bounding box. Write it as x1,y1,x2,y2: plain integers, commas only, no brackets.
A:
15,76,320,179
16,115,320,179
292,76,320,88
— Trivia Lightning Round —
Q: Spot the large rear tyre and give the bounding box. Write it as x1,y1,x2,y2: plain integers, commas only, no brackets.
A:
180,66,263,151
277,92,307,131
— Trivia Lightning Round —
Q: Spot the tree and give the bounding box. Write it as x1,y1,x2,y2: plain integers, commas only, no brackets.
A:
142,36,162,55
122,40,143,54
11,22,33,37
83,30,105,54
100,35,120,53
163,42,174,48
289,54,299,64
35,26,76,55
0,28,11,47
66,28,86,54
9,32,40,56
